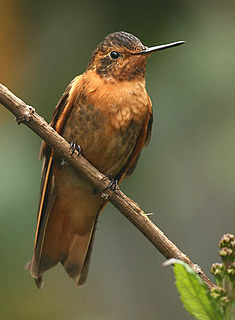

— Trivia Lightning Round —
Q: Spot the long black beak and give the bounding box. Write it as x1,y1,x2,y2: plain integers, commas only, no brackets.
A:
136,40,185,55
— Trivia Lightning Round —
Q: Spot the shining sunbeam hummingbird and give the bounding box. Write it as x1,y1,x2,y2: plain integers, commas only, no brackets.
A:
26,31,185,288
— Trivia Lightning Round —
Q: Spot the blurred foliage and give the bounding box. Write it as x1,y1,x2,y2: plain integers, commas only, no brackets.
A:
0,0,235,319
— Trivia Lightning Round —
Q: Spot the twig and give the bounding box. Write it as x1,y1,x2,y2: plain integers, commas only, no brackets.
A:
0,83,214,289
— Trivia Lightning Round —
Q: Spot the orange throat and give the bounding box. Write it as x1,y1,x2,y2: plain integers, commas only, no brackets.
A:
70,70,150,130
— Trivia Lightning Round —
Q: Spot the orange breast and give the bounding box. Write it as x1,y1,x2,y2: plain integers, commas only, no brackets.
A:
61,71,149,176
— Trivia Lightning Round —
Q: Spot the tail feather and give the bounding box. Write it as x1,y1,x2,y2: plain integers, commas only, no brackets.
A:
77,216,98,286
62,230,94,284
61,206,101,285
30,195,65,279
28,165,105,287
29,203,99,287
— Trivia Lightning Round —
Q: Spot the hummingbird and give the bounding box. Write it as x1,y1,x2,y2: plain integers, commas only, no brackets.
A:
27,31,185,288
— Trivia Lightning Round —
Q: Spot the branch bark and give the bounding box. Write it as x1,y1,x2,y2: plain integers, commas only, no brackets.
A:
0,83,214,289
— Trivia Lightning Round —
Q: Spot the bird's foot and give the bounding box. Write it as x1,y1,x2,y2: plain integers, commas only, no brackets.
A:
103,178,118,192
101,176,119,199
60,141,81,166
93,174,119,198
69,141,81,155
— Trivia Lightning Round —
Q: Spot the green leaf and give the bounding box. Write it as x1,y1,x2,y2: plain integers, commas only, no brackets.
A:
170,259,223,320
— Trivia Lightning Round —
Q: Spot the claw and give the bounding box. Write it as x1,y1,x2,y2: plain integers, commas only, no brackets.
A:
60,141,81,167
103,178,118,192
60,159,68,167
69,141,81,155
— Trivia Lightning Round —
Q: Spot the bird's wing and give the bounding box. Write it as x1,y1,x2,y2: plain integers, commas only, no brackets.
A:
36,80,73,234
118,97,153,180
39,82,73,160
30,82,73,284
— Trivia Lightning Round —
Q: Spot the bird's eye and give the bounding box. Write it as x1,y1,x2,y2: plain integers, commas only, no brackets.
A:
110,51,120,59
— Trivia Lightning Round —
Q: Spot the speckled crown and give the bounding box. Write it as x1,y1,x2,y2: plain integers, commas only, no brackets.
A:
97,31,145,53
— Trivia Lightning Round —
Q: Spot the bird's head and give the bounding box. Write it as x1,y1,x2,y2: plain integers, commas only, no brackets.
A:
87,31,184,82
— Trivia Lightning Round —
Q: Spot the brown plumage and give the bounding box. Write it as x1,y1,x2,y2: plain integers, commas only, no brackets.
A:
26,31,184,288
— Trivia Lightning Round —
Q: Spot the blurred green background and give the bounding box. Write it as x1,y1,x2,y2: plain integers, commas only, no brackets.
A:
0,0,234,319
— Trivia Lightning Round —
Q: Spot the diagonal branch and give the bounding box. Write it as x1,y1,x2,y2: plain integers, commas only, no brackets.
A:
0,82,214,289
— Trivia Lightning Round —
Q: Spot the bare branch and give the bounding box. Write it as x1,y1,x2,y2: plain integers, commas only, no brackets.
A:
0,83,214,289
